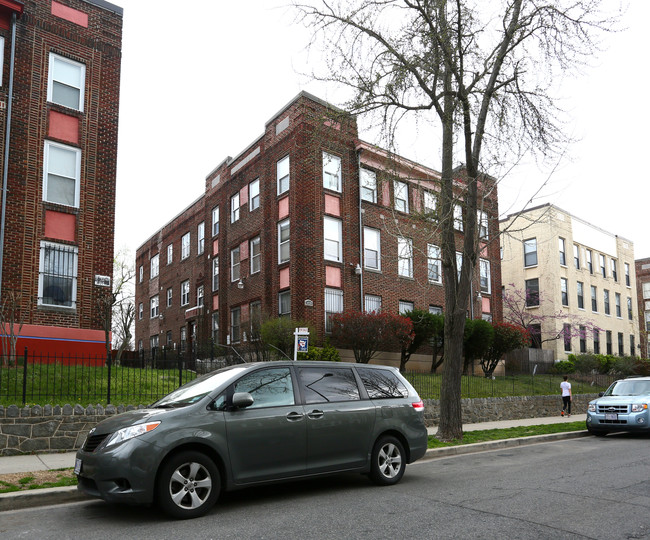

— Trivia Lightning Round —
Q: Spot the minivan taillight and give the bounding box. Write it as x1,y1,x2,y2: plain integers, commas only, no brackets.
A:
412,400,424,411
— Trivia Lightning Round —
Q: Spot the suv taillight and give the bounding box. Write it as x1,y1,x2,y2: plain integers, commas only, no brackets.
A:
412,400,424,411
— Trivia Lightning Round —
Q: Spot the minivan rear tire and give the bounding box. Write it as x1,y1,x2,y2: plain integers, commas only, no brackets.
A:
370,435,405,486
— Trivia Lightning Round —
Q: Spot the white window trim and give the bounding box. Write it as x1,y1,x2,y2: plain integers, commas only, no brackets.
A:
278,219,290,264
231,192,240,223
47,52,85,112
480,258,491,295
397,237,413,278
37,241,78,309
277,155,290,195
323,152,342,192
427,244,442,284
250,236,261,274
197,222,205,254
324,216,342,262
231,247,241,282
150,295,159,318
212,206,220,236
360,168,377,203
363,227,381,271
393,180,409,213
43,140,81,208
249,178,260,210
167,244,173,265
181,233,190,260
181,280,190,306
150,254,159,279
0,37,4,87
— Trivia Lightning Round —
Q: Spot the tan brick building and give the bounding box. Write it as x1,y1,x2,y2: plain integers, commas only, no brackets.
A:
500,204,639,361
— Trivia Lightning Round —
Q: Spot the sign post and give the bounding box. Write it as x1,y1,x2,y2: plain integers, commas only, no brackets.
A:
293,327,309,361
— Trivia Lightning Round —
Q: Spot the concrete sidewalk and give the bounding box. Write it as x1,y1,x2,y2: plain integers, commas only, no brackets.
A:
0,414,588,512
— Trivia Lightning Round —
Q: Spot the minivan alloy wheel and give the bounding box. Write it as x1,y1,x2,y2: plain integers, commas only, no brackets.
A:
370,435,405,486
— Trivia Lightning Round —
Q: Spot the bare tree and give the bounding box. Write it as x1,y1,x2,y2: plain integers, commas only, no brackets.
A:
0,290,27,365
294,0,616,440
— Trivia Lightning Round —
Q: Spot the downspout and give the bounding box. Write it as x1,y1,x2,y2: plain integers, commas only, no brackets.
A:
0,11,17,300
357,150,364,311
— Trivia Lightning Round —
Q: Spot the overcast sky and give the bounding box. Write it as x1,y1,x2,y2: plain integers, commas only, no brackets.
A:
113,1,650,260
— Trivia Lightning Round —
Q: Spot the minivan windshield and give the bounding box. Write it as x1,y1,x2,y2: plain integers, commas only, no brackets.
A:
152,366,247,408
604,380,650,397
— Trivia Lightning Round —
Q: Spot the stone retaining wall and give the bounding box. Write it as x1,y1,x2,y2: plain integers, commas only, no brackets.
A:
0,394,595,456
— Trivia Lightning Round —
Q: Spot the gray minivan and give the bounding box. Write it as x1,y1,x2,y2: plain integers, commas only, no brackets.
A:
75,361,428,519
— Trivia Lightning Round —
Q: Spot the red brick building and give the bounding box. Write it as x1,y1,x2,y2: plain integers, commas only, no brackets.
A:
135,93,502,367
636,257,650,358
0,0,122,357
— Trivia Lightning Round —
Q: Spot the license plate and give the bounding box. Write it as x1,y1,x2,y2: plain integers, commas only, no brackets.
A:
74,458,82,475
605,413,618,421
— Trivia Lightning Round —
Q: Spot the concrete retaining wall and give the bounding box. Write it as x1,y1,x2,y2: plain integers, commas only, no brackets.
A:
0,394,595,456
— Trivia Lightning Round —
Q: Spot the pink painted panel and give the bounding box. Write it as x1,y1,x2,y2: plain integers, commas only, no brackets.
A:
480,244,488,257
324,194,341,216
44,210,75,242
482,297,491,313
325,266,342,287
278,196,289,219
382,182,390,206
213,240,219,254
412,187,421,212
213,294,219,310
51,1,88,27
241,303,249,321
48,111,79,144
240,185,248,206
279,267,290,289
240,241,248,260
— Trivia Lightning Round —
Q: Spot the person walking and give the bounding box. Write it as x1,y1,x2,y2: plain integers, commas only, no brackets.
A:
560,375,572,417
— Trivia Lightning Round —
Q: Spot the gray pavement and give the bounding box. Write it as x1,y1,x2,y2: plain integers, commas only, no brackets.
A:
0,414,587,512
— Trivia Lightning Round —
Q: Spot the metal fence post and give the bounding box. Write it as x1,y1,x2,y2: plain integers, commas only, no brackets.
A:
178,352,183,388
21,347,28,406
106,352,112,405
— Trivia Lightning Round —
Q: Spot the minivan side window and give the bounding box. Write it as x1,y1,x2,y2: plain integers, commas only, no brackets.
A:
233,368,294,409
357,368,409,399
297,367,360,404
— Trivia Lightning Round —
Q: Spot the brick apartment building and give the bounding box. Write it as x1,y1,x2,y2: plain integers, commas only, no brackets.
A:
500,204,639,362
135,92,502,369
0,0,122,357
636,257,650,358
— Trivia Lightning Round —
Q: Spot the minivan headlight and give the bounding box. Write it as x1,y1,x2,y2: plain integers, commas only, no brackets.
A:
630,404,648,413
588,404,596,412
105,421,160,448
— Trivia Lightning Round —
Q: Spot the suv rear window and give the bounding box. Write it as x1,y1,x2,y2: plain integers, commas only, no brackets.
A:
357,367,408,399
297,367,360,404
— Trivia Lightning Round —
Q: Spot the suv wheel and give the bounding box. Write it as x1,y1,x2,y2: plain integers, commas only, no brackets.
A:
587,427,607,437
370,435,405,486
157,451,220,519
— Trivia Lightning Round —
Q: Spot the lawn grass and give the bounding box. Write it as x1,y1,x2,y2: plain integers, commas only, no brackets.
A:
0,469,76,494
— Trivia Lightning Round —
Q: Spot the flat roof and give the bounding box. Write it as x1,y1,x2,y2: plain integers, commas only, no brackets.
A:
82,0,123,16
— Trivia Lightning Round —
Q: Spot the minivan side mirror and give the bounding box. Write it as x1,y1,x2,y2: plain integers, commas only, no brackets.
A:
598,392,604,397
232,392,254,409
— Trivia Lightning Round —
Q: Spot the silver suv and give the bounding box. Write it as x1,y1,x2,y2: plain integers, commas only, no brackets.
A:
75,361,428,519
586,376,650,436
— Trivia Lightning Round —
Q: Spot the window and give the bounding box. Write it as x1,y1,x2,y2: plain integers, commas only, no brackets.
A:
603,289,610,315
197,222,205,254
611,259,617,282
212,312,220,344
525,278,539,307
150,254,159,278
298,367,360,404
138,302,143,320
630,334,636,356
212,257,219,291
167,244,173,265
212,206,220,236
563,323,571,352
618,332,624,356
235,367,294,408
277,155,290,195
180,280,190,306
591,286,598,312
325,288,343,332
606,330,612,355
279,290,291,317
397,237,413,278
48,53,85,111
278,219,290,264
150,295,159,318
478,211,488,239
456,252,463,282
529,324,542,348
166,331,172,348
579,326,586,353
586,250,593,273
0,37,4,86
324,217,342,262
43,141,81,207
230,192,240,223
615,292,621,318
453,204,463,231
197,285,204,307
427,244,441,284
166,287,172,307
250,301,262,337
627,297,633,320
480,259,491,294
357,367,409,399
429,305,443,315
600,254,606,277
249,178,260,210
323,152,341,192
558,238,566,266
424,191,437,219
231,307,241,343
360,168,377,203
181,233,190,260
180,327,187,353
364,227,381,271
399,300,414,314
139,265,143,283
573,245,580,269
560,278,568,306
644,283,650,300
150,335,159,352
231,246,240,282
524,238,537,267
646,311,650,332
625,263,630,287
577,281,584,309
593,330,600,354
250,236,261,274
38,242,78,308
393,180,409,213
364,294,382,313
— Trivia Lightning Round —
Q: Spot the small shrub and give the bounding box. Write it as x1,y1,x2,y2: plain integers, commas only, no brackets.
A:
567,354,577,363
573,354,598,374
596,354,616,374
297,342,341,362
549,360,575,375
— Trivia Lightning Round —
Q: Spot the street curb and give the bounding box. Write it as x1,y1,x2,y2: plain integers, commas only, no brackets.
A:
420,430,590,461
0,431,590,512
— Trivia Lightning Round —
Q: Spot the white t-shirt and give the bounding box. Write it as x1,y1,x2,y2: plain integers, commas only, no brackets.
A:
560,381,571,397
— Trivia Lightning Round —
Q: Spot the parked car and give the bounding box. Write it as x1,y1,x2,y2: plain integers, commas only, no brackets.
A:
75,361,428,519
586,376,650,436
